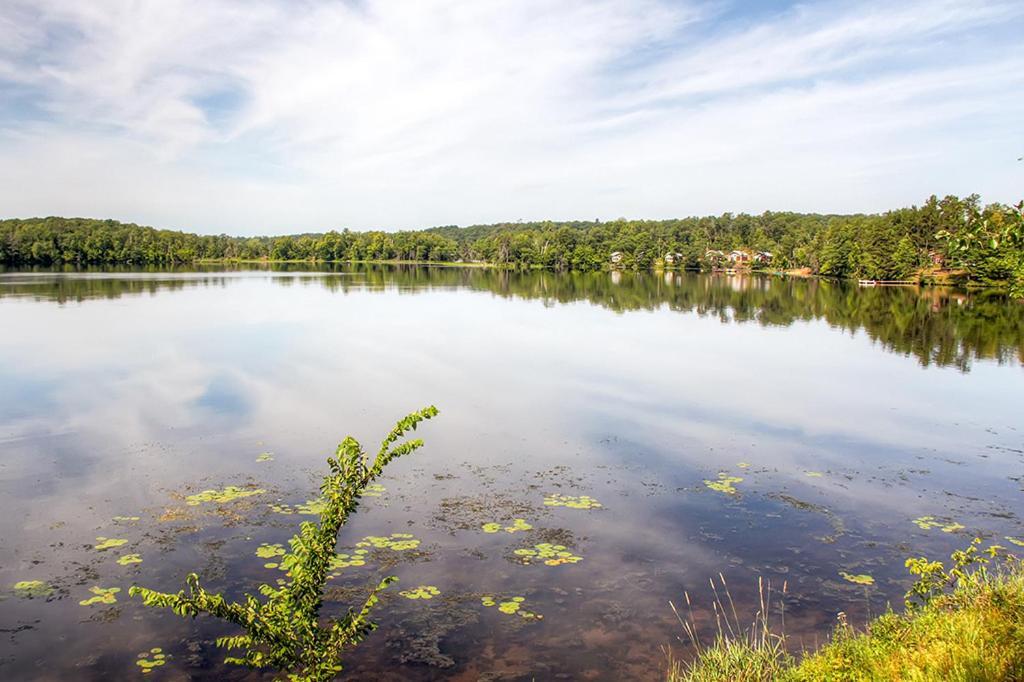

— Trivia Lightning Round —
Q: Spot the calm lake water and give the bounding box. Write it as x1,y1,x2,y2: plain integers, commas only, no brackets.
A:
1,266,1023,680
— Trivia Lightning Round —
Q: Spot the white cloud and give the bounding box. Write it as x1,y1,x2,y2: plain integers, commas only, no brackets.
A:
0,0,1021,233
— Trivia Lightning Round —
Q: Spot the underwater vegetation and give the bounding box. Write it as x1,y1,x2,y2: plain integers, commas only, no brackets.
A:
94,536,129,551
481,595,543,620
704,474,743,495
543,494,602,509
135,648,168,674
912,516,965,533
185,486,266,505
481,518,533,534
117,554,143,566
12,580,52,598
512,542,583,566
839,572,875,586
79,586,120,606
399,585,441,600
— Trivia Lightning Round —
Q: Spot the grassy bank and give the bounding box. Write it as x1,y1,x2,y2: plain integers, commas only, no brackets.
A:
669,543,1024,681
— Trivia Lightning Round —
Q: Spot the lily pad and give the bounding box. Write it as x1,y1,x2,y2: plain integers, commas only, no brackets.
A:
116,553,143,566
12,580,52,598
511,542,583,566
543,494,602,510
79,586,120,606
704,473,743,495
481,594,542,620
95,536,129,551
185,486,265,505
135,647,169,674
399,585,441,600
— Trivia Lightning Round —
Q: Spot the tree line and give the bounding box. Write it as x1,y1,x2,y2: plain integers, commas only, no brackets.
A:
2,194,1021,291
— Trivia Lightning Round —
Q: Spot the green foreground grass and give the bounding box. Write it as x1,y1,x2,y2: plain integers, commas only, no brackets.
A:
669,546,1024,682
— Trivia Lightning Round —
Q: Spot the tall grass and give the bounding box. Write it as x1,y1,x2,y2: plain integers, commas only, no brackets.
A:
667,544,1024,682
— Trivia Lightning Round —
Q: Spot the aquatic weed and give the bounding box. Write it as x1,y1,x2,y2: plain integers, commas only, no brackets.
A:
117,554,143,566
839,572,875,585
512,542,583,566
95,536,129,551
704,473,743,495
399,585,440,600
543,494,602,510
481,518,533,534
136,648,169,674
12,580,52,598
481,594,542,620
185,486,266,506
79,586,120,606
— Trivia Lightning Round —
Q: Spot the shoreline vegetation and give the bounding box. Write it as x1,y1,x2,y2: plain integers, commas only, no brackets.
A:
668,541,1024,681
3,194,1022,296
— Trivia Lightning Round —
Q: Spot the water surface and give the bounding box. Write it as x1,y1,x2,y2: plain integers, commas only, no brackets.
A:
1,266,1023,680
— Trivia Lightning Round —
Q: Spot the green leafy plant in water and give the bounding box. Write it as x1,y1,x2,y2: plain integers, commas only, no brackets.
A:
256,543,286,560
129,406,438,682
480,595,543,620
543,494,602,509
117,554,143,566
512,542,582,566
704,473,743,495
839,572,875,585
80,586,120,606
399,585,440,600
912,515,964,533
481,518,532,534
805,471,824,478
136,648,168,674
113,515,141,522
256,453,274,462
1004,536,1024,547
185,485,266,506
95,536,129,551
12,580,52,598
904,537,1004,611
269,498,328,516
356,533,420,551
362,483,386,497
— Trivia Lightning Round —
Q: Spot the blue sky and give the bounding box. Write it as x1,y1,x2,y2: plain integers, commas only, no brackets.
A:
0,0,1022,235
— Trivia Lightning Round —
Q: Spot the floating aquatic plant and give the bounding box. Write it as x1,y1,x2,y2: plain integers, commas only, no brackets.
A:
913,516,965,533
481,518,533,534
328,550,369,570
113,516,141,522
95,536,129,551
805,471,824,478
704,473,743,495
136,648,168,674
840,572,875,585
543,494,602,510
1004,536,1024,547
12,580,52,598
399,585,440,600
256,543,286,559
79,586,120,606
185,486,266,506
737,462,751,469
268,498,327,515
356,533,420,551
480,595,542,620
117,554,143,566
130,407,439,681
512,542,582,566
362,483,386,497
256,453,274,462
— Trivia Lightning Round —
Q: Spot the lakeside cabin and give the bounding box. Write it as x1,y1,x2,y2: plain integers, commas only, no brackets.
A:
663,251,684,266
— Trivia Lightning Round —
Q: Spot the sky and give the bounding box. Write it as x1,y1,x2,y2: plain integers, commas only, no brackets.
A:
0,0,1022,235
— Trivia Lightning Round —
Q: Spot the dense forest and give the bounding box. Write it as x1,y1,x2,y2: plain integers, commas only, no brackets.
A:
2,195,1022,292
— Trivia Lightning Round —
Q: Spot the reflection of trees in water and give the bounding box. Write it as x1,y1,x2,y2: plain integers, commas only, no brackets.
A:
2,265,1021,372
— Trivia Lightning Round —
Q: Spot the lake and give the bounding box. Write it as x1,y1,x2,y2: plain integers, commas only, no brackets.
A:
1,266,1023,680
